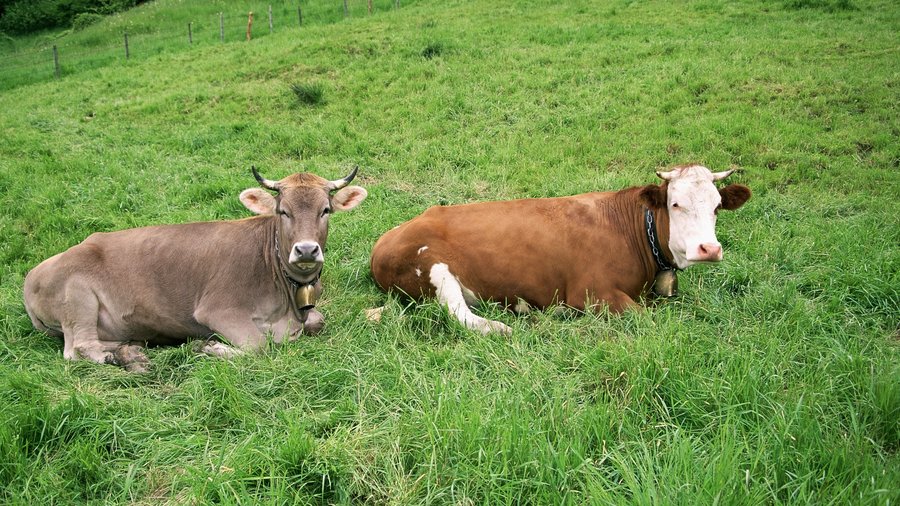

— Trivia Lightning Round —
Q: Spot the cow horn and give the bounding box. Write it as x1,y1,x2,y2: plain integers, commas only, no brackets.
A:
656,169,675,181
711,168,735,181
252,166,280,191
327,165,359,191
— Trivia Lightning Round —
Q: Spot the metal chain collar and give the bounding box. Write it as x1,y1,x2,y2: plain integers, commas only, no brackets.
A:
644,208,675,273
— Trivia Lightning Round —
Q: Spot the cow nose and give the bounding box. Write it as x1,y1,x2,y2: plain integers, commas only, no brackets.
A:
698,242,722,260
293,242,320,261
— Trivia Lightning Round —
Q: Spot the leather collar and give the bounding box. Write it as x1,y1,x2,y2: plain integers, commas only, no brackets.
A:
273,226,319,320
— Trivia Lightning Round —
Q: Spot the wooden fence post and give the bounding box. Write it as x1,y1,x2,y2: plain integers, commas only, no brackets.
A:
343,0,349,17
219,13,224,42
247,12,254,41
368,0,373,14
298,4,303,25
268,5,273,33
52,45,60,79
188,22,193,45
124,32,129,59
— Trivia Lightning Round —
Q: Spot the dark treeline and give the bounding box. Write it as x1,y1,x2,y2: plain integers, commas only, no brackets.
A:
0,0,149,34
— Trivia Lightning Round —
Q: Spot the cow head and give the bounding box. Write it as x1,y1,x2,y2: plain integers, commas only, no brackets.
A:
239,167,367,283
641,164,751,269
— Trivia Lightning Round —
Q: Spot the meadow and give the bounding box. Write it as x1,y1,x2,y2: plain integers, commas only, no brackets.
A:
0,0,898,503
0,0,416,91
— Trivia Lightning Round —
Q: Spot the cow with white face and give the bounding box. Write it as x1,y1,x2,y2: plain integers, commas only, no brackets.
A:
23,167,367,372
658,165,736,267
370,164,751,334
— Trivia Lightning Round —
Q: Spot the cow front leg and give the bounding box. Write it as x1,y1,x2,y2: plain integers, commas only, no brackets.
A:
68,337,120,366
193,309,267,352
60,288,122,367
210,325,266,351
587,291,640,314
68,334,150,372
608,291,641,313
569,288,640,315
302,309,324,335
264,311,311,342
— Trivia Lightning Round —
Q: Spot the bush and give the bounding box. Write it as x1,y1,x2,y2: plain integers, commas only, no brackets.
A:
0,0,145,34
71,11,102,31
0,0,61,33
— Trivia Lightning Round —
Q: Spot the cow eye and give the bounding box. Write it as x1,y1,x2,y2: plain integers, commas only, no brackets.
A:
321,207,331,217
671,202,679,208
278,208,291,218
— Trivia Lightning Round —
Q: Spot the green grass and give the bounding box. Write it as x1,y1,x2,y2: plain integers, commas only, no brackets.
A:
1,0,898,503
291,81,327,106
0,0,411,90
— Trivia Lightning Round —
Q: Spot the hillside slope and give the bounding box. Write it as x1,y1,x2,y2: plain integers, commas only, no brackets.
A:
0,0,897,503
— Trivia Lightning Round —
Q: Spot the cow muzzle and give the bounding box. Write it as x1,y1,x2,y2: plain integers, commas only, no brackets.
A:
687,242,724,263
289,241,325,271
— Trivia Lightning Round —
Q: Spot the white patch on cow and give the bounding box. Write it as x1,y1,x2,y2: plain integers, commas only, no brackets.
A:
664,165,726,268
417,245,429,255
429,263,511,335
415,268,422,277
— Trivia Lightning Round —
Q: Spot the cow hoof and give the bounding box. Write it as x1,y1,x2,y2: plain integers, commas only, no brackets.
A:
483,320,512,335
495,323,513,335
124,361,151,374
191,340,207,354
115,345,151,373
102,353,120,366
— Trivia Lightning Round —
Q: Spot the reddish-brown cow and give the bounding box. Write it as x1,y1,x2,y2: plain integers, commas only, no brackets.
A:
370,164,751,333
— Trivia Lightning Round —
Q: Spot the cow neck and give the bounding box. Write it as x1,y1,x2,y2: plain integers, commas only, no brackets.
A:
604,190,663,287
270,218,318,323
644,207,677,273
643,204,680,297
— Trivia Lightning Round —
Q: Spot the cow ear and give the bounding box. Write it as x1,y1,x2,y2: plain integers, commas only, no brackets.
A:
639,184,667,209
332,185,367,212
240,188,277,215
719,184,752,210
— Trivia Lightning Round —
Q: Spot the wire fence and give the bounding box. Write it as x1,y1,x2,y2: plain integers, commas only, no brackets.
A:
0,0,405,91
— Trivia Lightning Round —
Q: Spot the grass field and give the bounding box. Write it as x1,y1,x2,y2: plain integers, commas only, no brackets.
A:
0,0,414,91
1,0,898,503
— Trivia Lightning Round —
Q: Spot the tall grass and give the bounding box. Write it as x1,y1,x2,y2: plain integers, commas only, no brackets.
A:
0,0,898,503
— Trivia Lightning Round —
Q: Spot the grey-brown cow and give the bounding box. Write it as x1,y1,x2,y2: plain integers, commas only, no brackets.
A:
23,167,367,372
